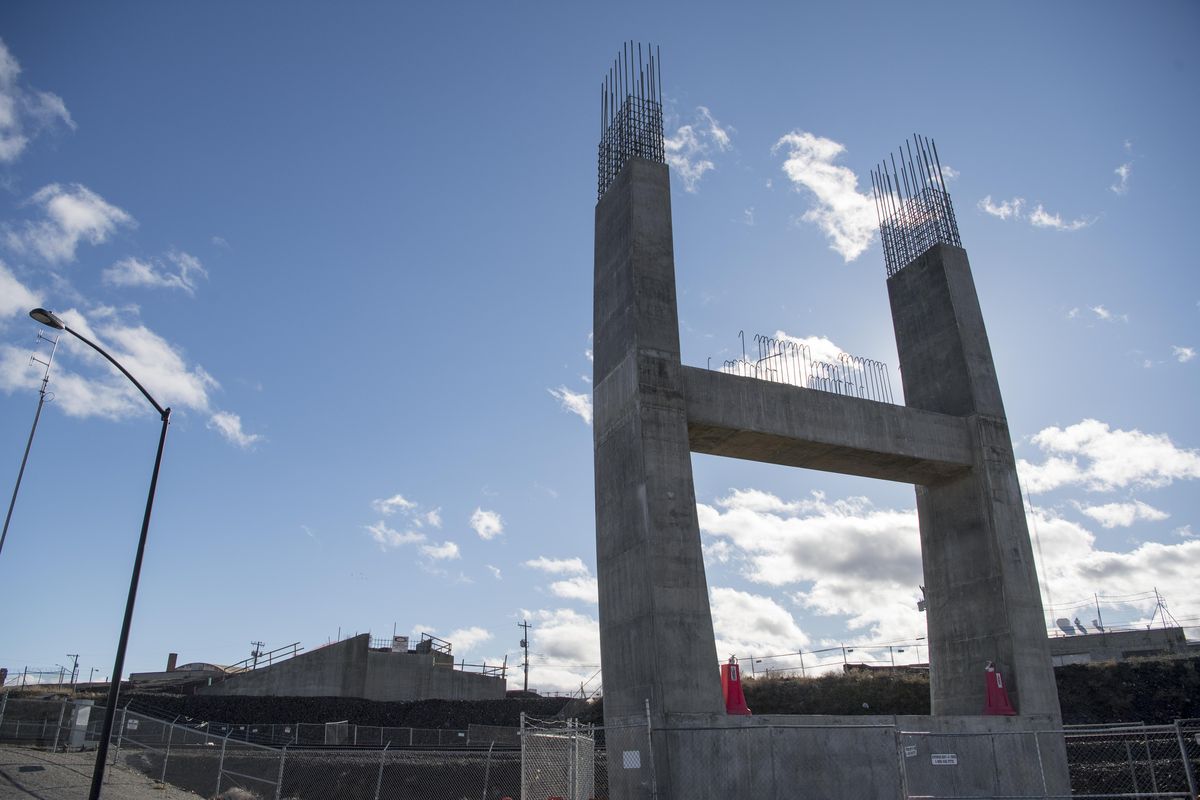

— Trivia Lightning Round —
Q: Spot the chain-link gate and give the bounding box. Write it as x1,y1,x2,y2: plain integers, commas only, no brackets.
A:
521,715,595,800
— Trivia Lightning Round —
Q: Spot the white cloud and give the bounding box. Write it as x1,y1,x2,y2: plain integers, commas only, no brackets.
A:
446,626,492,654
772,331,847,365
664,106,731,193
207,411,262,449
470,508,503,540
365,520,426,550
425,508,443,528
7,184,134,264
0,260,40,319
372,494,417,515
525,556,589,575
698,489,924,638
1028,507,1200,629
1088,305,1128,323
1172,346,1195,363
0,307,233,429
1029,204,1092,232
940,164,960,181
1111,162,1132,195
0,38,75,164
521,607,602,691
1018,419,1200,493
549,575,599,603
978,196,1092,231
102,251,207,294
978,195,1025,220
421,540,461,560
710,586,810,659
772,131,877,262
549,386,592,425
1077,500,1169,529
486,564,502,580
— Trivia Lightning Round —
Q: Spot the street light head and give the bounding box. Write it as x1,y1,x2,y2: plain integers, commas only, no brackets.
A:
29,308,65,330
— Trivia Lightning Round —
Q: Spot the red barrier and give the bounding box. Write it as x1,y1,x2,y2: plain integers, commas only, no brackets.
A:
720,656,752,716
983,661,1016,716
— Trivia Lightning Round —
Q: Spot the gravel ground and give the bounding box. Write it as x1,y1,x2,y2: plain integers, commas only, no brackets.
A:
0,745,203,799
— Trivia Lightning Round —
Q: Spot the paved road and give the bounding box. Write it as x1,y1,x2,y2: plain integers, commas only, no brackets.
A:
0,746,203,799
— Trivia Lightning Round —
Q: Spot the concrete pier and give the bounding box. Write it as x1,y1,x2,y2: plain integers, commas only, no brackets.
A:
592,154,1063,798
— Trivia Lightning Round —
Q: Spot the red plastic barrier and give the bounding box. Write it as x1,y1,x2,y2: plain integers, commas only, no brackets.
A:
720,656,752,716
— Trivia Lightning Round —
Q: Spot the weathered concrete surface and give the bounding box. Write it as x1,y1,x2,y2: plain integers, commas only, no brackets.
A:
198,635,504,701
652,713,1068,800
889,244,1060,720
683,366,972,484
593,158,724,799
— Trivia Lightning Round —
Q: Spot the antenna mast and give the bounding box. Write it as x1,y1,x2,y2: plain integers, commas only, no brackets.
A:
1,332,60,560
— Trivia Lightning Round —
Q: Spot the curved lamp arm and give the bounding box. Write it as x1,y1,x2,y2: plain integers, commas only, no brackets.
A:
30,308,167,418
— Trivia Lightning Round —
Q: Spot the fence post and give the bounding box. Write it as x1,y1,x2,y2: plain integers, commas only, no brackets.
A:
1124,740,1140,794
644,699,658,800
273,744,288,800
1175,720,1198,799
894,728,911,799
161,715,179,785
480,740,494,800
409,726,413,747
374,742,389,800
51,702,66,752
215,732,230,797
0,691,7,733
113,706,128,765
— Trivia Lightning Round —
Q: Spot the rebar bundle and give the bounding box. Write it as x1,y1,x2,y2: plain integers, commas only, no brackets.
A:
720,334,895,404
871,135,962,277
597,42,664,201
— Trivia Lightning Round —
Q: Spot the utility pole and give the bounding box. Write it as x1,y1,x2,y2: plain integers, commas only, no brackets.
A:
517,620,531,693
67,654,80,688
89,667,97,683
250,641,265,669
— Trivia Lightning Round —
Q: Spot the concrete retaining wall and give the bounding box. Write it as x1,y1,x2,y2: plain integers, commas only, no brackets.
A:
640,713,1069,800
198,635,505,701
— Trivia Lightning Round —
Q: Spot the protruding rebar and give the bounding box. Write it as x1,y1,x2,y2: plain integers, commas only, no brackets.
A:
872,135,962,277
713,333,895,404
597,41,665,201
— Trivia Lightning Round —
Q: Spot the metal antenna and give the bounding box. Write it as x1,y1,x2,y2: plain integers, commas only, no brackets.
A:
1,332,59,560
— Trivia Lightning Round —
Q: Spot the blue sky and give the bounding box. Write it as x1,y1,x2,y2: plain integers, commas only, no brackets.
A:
1,2,1197,691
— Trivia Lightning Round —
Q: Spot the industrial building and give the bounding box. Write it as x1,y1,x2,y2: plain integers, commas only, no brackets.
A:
130,632,507,702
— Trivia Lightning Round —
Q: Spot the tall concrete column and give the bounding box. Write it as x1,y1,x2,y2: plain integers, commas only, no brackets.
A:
593,157,725,733
888,243,1060,718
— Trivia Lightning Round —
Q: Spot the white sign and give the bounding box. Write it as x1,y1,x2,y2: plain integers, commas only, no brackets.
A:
622,750,641,769
904,745,918,758
127,719,139,730
931,753,958,766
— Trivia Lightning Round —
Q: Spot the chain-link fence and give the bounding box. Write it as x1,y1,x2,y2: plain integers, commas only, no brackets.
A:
5,693,1196,799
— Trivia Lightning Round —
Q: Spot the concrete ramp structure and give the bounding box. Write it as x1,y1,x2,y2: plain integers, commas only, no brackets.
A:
592,45,1067,798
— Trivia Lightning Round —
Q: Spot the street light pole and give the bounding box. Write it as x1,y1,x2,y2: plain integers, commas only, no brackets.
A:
28,308,172,800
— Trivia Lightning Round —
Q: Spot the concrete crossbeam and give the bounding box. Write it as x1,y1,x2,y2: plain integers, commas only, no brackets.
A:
682,366,972,485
